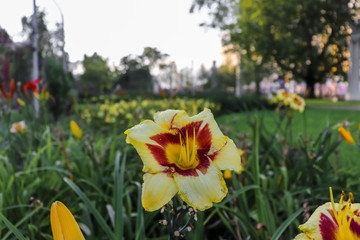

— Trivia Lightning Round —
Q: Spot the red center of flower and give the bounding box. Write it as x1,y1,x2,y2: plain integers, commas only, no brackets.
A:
293,97,302,106
146,121,212,176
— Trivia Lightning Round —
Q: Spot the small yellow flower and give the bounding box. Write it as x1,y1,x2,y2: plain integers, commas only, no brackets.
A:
289,93,305,113
17,98,25,107
338,127,355,144
50,201,85,240
70,121,82,139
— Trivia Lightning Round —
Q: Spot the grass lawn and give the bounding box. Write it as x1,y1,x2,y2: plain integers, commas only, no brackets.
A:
306,99,360,106
216,107,360,168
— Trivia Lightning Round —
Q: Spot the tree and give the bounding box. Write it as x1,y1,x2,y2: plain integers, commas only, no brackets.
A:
44,56,72,117
201,63,236,92
191,0,359,98
21,7,64,60
80,53,114,94
116,47,170,92
116,54,152,91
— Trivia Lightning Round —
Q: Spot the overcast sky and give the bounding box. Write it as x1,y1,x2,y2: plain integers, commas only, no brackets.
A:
0,0,224,70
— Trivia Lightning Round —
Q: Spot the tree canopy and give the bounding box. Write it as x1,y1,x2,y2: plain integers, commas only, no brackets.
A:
80,53,114,94
191,0,359,97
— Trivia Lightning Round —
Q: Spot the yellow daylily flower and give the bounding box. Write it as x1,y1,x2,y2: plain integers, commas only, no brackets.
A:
275,89,290,102
125,108,243,211
295,188,360,240
338,127,355,144
50,201,85,240
289,93,305,113
271,90,305,113
70,121,82,139
10,121,26,133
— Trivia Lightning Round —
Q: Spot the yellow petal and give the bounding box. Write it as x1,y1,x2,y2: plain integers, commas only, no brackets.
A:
293,233,308,240
142,172,177,211
124,120,170,173
50,201,85,240
174,163,228,210
70,121,82,139
209,136,243,173
153,110,187,130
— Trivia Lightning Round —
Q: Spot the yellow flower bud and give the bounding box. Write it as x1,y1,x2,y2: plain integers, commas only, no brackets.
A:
50,201,85,240
224,169,232,179
17,98,25,107
70,121,82,139
338,127,355,144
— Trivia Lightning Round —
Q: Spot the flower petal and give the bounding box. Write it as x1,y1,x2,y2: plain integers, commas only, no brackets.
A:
153,110,187,130
173,108,224,140
297,202,335,240
293,233,307,240
296,202,360,239
9,79,15,99
142,172,177,211
174,162,227,210
125,120,171,173
209,136,243,173
50,201,85,240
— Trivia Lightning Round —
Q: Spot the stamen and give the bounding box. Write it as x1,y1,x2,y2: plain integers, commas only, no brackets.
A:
330,187,338,221
174,124,199,170
186,126,190,164
329,187,357,238
191,124,197,163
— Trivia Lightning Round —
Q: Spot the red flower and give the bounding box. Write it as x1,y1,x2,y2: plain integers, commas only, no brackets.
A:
0,79,15,104
22,79,41,99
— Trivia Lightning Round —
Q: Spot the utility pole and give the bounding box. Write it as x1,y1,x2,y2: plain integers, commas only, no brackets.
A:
32,0,40,117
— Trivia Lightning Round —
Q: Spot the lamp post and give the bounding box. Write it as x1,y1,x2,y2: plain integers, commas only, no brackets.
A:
52,0,66,71
235,52,242,98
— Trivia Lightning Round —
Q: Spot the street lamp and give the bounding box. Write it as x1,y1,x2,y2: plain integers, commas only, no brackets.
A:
51,0,66,71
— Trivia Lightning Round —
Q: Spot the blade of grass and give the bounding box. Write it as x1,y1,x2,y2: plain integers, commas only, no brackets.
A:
218,185,259,206
133,181,145,240
253,116,275,235
0,212,27,240
64,177,116,240
270,209,303,240
2,207,40,240
114,150,126,240
216,208,237,239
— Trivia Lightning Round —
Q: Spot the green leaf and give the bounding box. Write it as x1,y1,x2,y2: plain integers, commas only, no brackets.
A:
270,209,303,240
0,212,27,240
114,150,126,240
64,177,116,240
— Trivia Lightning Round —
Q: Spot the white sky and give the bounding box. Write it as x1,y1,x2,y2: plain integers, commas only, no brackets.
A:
0,0,224,70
